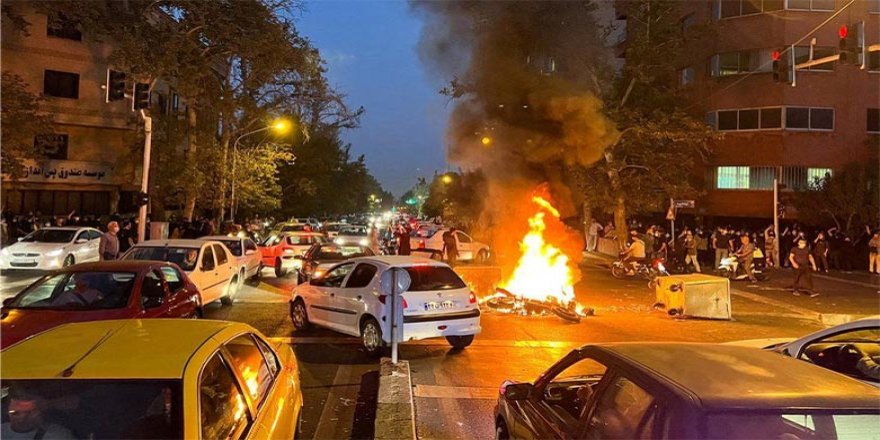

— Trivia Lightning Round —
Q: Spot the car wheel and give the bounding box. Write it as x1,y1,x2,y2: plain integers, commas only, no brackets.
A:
254,263,264,280
495,419,510,440
476,249,489,264
446,335,475,349
221,276,238,306
275,259,287,277
291,299,310,331
63,255,75,267
296,271,305,285
361,318,385,356
718,268,731,279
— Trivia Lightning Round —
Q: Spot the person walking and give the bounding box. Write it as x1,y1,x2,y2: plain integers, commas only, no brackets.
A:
586,218,602,252
442,227,459,267
868,229,880,274
395,225,411,256
813,231,829,273
713,227,730,270
789,238,818,297
764,226,778,268
99,221,121,261
684,231,700,273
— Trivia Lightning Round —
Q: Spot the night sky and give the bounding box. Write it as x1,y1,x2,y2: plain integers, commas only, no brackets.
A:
295,0,451,196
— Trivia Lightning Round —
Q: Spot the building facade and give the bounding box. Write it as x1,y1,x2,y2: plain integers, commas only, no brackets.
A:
1,5,182,218
617,0,879,220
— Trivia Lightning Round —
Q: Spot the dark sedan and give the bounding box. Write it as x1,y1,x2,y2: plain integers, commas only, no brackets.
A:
295,243,374,284
495,343,879,439
1,261,201,348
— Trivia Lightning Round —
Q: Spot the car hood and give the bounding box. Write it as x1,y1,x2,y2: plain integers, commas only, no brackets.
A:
3,242,69,254
1,307,133,349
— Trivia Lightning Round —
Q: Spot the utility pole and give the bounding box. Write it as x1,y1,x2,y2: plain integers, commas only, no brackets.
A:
138,110,152,243
773,177,780,268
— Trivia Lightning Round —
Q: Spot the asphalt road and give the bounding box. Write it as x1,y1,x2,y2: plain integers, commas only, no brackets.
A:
2,262,876,439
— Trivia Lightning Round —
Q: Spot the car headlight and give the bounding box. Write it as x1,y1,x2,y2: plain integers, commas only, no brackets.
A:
334,238,344,245
46,249,63,257
359,239,369,247
1,248,9,256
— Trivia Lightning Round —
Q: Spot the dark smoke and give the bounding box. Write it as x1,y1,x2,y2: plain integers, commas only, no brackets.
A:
412,1,619,266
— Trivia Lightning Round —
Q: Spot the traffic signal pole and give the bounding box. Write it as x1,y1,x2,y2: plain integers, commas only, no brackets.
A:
138,110,152,243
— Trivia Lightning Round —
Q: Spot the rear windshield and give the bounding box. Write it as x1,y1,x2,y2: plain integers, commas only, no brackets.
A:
404,266,466,291
309,245,373,260
411,228,438,238
1,380,182,439
124,246,199,271
340,228,367,236
707,411,880,440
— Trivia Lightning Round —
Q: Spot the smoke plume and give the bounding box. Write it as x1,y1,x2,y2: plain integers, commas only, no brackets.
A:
412,1,619,267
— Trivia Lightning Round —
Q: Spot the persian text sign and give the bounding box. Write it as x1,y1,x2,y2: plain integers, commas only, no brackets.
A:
14,160,113,183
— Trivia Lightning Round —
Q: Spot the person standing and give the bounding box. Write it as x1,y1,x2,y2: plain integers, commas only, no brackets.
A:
764,226,777,268
684,231,700,273
713,227,729,270
813,232,829,273
396,225,412,256
442,227,458,267
99,221,121,261
789,238,818,297
868,229,880,274
586,218,602,252
733,234,756,282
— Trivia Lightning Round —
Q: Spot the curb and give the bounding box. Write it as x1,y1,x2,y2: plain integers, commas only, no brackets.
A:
375,358,416,440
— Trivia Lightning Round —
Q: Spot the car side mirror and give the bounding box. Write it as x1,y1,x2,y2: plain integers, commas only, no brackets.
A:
17,237,23,242
75,238,88,244
142,295,163,309
502,382,533,401
2,298,13,308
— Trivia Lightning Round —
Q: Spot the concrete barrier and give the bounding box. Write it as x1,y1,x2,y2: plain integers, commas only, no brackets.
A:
374,358,416,440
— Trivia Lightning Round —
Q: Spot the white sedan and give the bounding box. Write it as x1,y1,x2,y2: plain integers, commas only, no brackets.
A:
290,256,481,355
729,316,880,386
411,227,490,263
201,235,262,284
122,239,240,306
0,227,102,270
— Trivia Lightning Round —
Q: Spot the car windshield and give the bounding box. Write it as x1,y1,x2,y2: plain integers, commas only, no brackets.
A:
219,240,242,257
823,328,880,343
7,272,137,310
707,410,880,440
340,228,367,236
325,224,344,232
1,380,182,439
124,247,199,271
262,234,283,247
20,230,76,243
311,245,372,260
403,266,466,291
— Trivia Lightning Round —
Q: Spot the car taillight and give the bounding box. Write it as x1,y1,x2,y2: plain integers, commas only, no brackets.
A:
378,295,408,308
469,291,477,304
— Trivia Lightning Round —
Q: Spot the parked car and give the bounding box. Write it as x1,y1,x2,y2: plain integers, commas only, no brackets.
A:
333,225,370,246
728,315,880,386
122,239,239,306
259,232,327,277
290,256,480,355
411,227,490,263
201,235,263,284
1,319,303,439
295,243,375,284
272,222,312,234
0,261,201,348
494,343,880,439
322,222,349,239
0,227,103,270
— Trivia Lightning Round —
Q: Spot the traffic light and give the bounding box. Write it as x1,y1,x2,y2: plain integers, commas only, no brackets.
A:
772,49,791,83
105,69,126,102
839,22,864,66
132,83,151,111
136,191,150,207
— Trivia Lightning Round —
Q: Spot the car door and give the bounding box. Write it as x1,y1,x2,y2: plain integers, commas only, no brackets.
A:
198,351,254,439
139,269,171,318
307,262,355,330
456,232,474,260
72,230,91,262
580,373,662,440
244,239,260,276
199,245,221,303
213,243,234,286
335,263,379,334
159,265,197,318
87,230,102,261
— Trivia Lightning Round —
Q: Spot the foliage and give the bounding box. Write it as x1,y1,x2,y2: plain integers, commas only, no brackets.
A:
422,172,486,229
792,162,879,232
0,72,53,178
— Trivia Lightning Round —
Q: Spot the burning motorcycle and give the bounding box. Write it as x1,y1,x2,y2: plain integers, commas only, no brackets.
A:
610,255,670,289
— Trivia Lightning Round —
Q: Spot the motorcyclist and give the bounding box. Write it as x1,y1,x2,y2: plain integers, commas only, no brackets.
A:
621,229,646,275
733,234,757,282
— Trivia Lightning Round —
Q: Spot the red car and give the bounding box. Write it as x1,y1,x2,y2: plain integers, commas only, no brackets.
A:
259,232,327,277
0,261,201,349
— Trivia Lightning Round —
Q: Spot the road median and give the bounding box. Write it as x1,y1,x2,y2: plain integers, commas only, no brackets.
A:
375,357,417,440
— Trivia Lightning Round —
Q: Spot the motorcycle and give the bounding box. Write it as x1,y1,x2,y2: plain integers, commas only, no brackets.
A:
718,248,769,282
611,255,671,289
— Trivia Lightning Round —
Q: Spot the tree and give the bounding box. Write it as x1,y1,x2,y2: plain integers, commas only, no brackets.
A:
423,171,486,229
0,71,53,178
792,162,879,232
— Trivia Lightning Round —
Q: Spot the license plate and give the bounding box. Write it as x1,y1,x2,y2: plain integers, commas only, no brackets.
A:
424,300,456,311
14,259,36,264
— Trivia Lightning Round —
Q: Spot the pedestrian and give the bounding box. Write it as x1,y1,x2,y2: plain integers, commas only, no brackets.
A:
684,231,700,273
118,221,136,253
733,234,757,282
764,226,778,268
813,231,829,273
442,227,458,267
713,227,730,270
868,229,880,274
395,225,411,256
586,218,602,252
99,221,121,261
789,238,818,297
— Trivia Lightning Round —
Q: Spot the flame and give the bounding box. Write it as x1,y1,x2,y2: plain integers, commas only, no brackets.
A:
498,196,576,307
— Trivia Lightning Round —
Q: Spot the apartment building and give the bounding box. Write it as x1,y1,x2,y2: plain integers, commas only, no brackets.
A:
617,0,880,220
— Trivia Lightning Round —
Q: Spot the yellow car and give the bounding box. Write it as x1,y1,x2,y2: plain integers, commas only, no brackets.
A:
1,319,302,439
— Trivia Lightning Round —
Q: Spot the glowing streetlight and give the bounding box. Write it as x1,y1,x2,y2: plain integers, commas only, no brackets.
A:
230,117,294,221
481,136,492,146
272,118,293,134
441,174,453,184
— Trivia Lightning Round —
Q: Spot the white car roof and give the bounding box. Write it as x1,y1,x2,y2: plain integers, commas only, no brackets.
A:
39,226,94,231
135,239,218,249
282,231,323,237
350,255,449,268
201,235,240,242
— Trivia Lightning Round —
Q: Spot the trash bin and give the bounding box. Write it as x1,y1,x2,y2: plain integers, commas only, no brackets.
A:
655,274,731,320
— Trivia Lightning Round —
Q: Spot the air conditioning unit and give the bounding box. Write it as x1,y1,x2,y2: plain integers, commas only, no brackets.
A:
655,274,731,320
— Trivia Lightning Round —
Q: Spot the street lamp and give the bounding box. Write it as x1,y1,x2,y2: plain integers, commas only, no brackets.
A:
230,117,292,222
441,174,453,184
480,136,492,146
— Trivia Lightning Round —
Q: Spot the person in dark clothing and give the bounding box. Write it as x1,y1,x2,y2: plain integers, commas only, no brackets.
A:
395,225,411,256
813,232,829,273
99,221,121,261
442,228,458,267
789,238,818,297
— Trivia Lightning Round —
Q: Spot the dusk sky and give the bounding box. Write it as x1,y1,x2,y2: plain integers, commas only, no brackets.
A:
295,1,451,196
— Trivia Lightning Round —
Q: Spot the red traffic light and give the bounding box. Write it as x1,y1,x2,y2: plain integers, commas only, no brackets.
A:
839,25,848,39
772,50,780,61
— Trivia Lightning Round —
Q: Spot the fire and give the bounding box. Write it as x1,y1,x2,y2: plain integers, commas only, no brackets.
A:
499,196,576,307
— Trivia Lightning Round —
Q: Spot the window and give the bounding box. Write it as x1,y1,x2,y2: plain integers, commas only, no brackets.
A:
810,108,834,130
718,111,738,130
870,0,880,13
317,263,354,287
221,240,242,257
199,354,250,439
141,271,166,305
785,107,833,130
786,0,834,10
245,239,257,253
34,134,69,159
87,230,102,240
711,49,773,76
554,357,607,382
587,376,656,439
345,263,378,288
868,108,879,133
794,46,835,71
224,335,274,406
213,244,228,265
455,232,472,243
716,0,783,18
869,52,880,72
160,266,184,292
201,246,215,271
254,336,280,377
679,67,695,86
738,109,759,129
806,168,832,188
43,70,79,99
403,266,467,291
760,108,782,128
712,108,783,131
75,231,89,242
785,107,810,129
717,166,750,189
46,12,81,40
171,93,180,112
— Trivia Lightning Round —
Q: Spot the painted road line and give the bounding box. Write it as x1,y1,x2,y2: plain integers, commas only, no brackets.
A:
256,281,292,296
413,384,497,400
269,336,582,349
814,274,879,290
